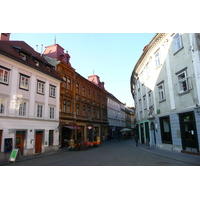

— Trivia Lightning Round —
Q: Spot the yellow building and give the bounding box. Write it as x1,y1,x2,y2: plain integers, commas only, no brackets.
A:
43,44,108,148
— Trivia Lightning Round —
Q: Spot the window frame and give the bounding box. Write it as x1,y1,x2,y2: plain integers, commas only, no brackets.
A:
63,99,66,112
19,73,29,91
67,78,71,90
177,71,189,93
67,100,71,113
0,97,6,115
37,80,45,95
37,104,43,118
157,82,166,102
173,33,183,54
49,106,55,119
0,66,10,85
155,51,161,68
18,101,27,116
49,85,56,98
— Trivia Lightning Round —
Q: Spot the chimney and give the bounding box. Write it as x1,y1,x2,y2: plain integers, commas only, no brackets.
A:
0,33,10,41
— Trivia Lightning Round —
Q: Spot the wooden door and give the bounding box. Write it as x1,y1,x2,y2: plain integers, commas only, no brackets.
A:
16,132,25,155
35,132,42,153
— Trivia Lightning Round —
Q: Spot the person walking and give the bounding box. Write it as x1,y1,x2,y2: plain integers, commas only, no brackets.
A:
134,134,139,147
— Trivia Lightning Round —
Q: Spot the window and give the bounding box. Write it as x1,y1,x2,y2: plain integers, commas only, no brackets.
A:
155,51,161,68
93,92,95,100
0,67,9,85
148,91,152,107
88,89,90,99
49,85,56,97
88,107,91,116
50,107,54,119
67,100,71,113
173,33,183,53
177,71,189,93
139,99,142,112
19,102,27,116
19,74,29,90
63,77,66,88
49,130,54,146
34,60,39,67
20,52,26,60
63,99,66,112
0,98,5,114
143,95,147,110
76,104,79,115
67,78,71,90
159,116,172,144
76,83,79,94
82,87,85,97
158,82,165,101
37,105,43,118
37,81,45,94
83,105,86,115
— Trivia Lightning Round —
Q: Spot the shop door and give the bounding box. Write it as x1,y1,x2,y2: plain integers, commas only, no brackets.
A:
145,122,150,141
16,131,25,155
179,112,199,152
140,124,144,144
35,132,42,153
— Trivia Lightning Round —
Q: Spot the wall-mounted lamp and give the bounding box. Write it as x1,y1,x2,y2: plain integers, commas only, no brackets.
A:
194,104,200,115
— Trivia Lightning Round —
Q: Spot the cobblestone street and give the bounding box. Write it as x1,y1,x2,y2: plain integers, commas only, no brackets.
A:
4,138,200,166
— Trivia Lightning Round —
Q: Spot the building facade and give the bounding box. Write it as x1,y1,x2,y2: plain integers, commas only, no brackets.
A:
107,92,126,138
131,33,200,153
0,33,63,160
43,44,108,147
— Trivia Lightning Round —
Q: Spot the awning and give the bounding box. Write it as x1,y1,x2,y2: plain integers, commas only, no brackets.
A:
64,126,80,130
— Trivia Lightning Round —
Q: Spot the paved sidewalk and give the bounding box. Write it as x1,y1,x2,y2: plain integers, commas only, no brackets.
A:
129,139,200,166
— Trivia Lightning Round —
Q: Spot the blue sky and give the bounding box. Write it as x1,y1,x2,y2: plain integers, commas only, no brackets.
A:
10,33,155,106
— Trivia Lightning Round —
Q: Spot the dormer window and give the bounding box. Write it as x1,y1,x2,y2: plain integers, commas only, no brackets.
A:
34,60,39,67
20,52,26,61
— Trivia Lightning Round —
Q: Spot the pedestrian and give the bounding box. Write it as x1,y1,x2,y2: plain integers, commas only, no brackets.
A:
135,134,139,147
118,132,121,142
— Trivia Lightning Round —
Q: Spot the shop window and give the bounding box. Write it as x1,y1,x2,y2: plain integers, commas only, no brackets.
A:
159,116,172,144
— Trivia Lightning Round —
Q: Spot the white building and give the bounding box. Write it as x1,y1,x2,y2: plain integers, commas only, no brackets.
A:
131,33,200,154
107,92,126,138
0,33,62,161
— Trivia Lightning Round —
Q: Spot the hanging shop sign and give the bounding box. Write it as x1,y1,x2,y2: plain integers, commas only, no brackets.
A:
88,126,92,130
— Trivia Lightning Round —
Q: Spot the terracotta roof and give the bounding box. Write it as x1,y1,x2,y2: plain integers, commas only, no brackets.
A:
0,40,63,81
